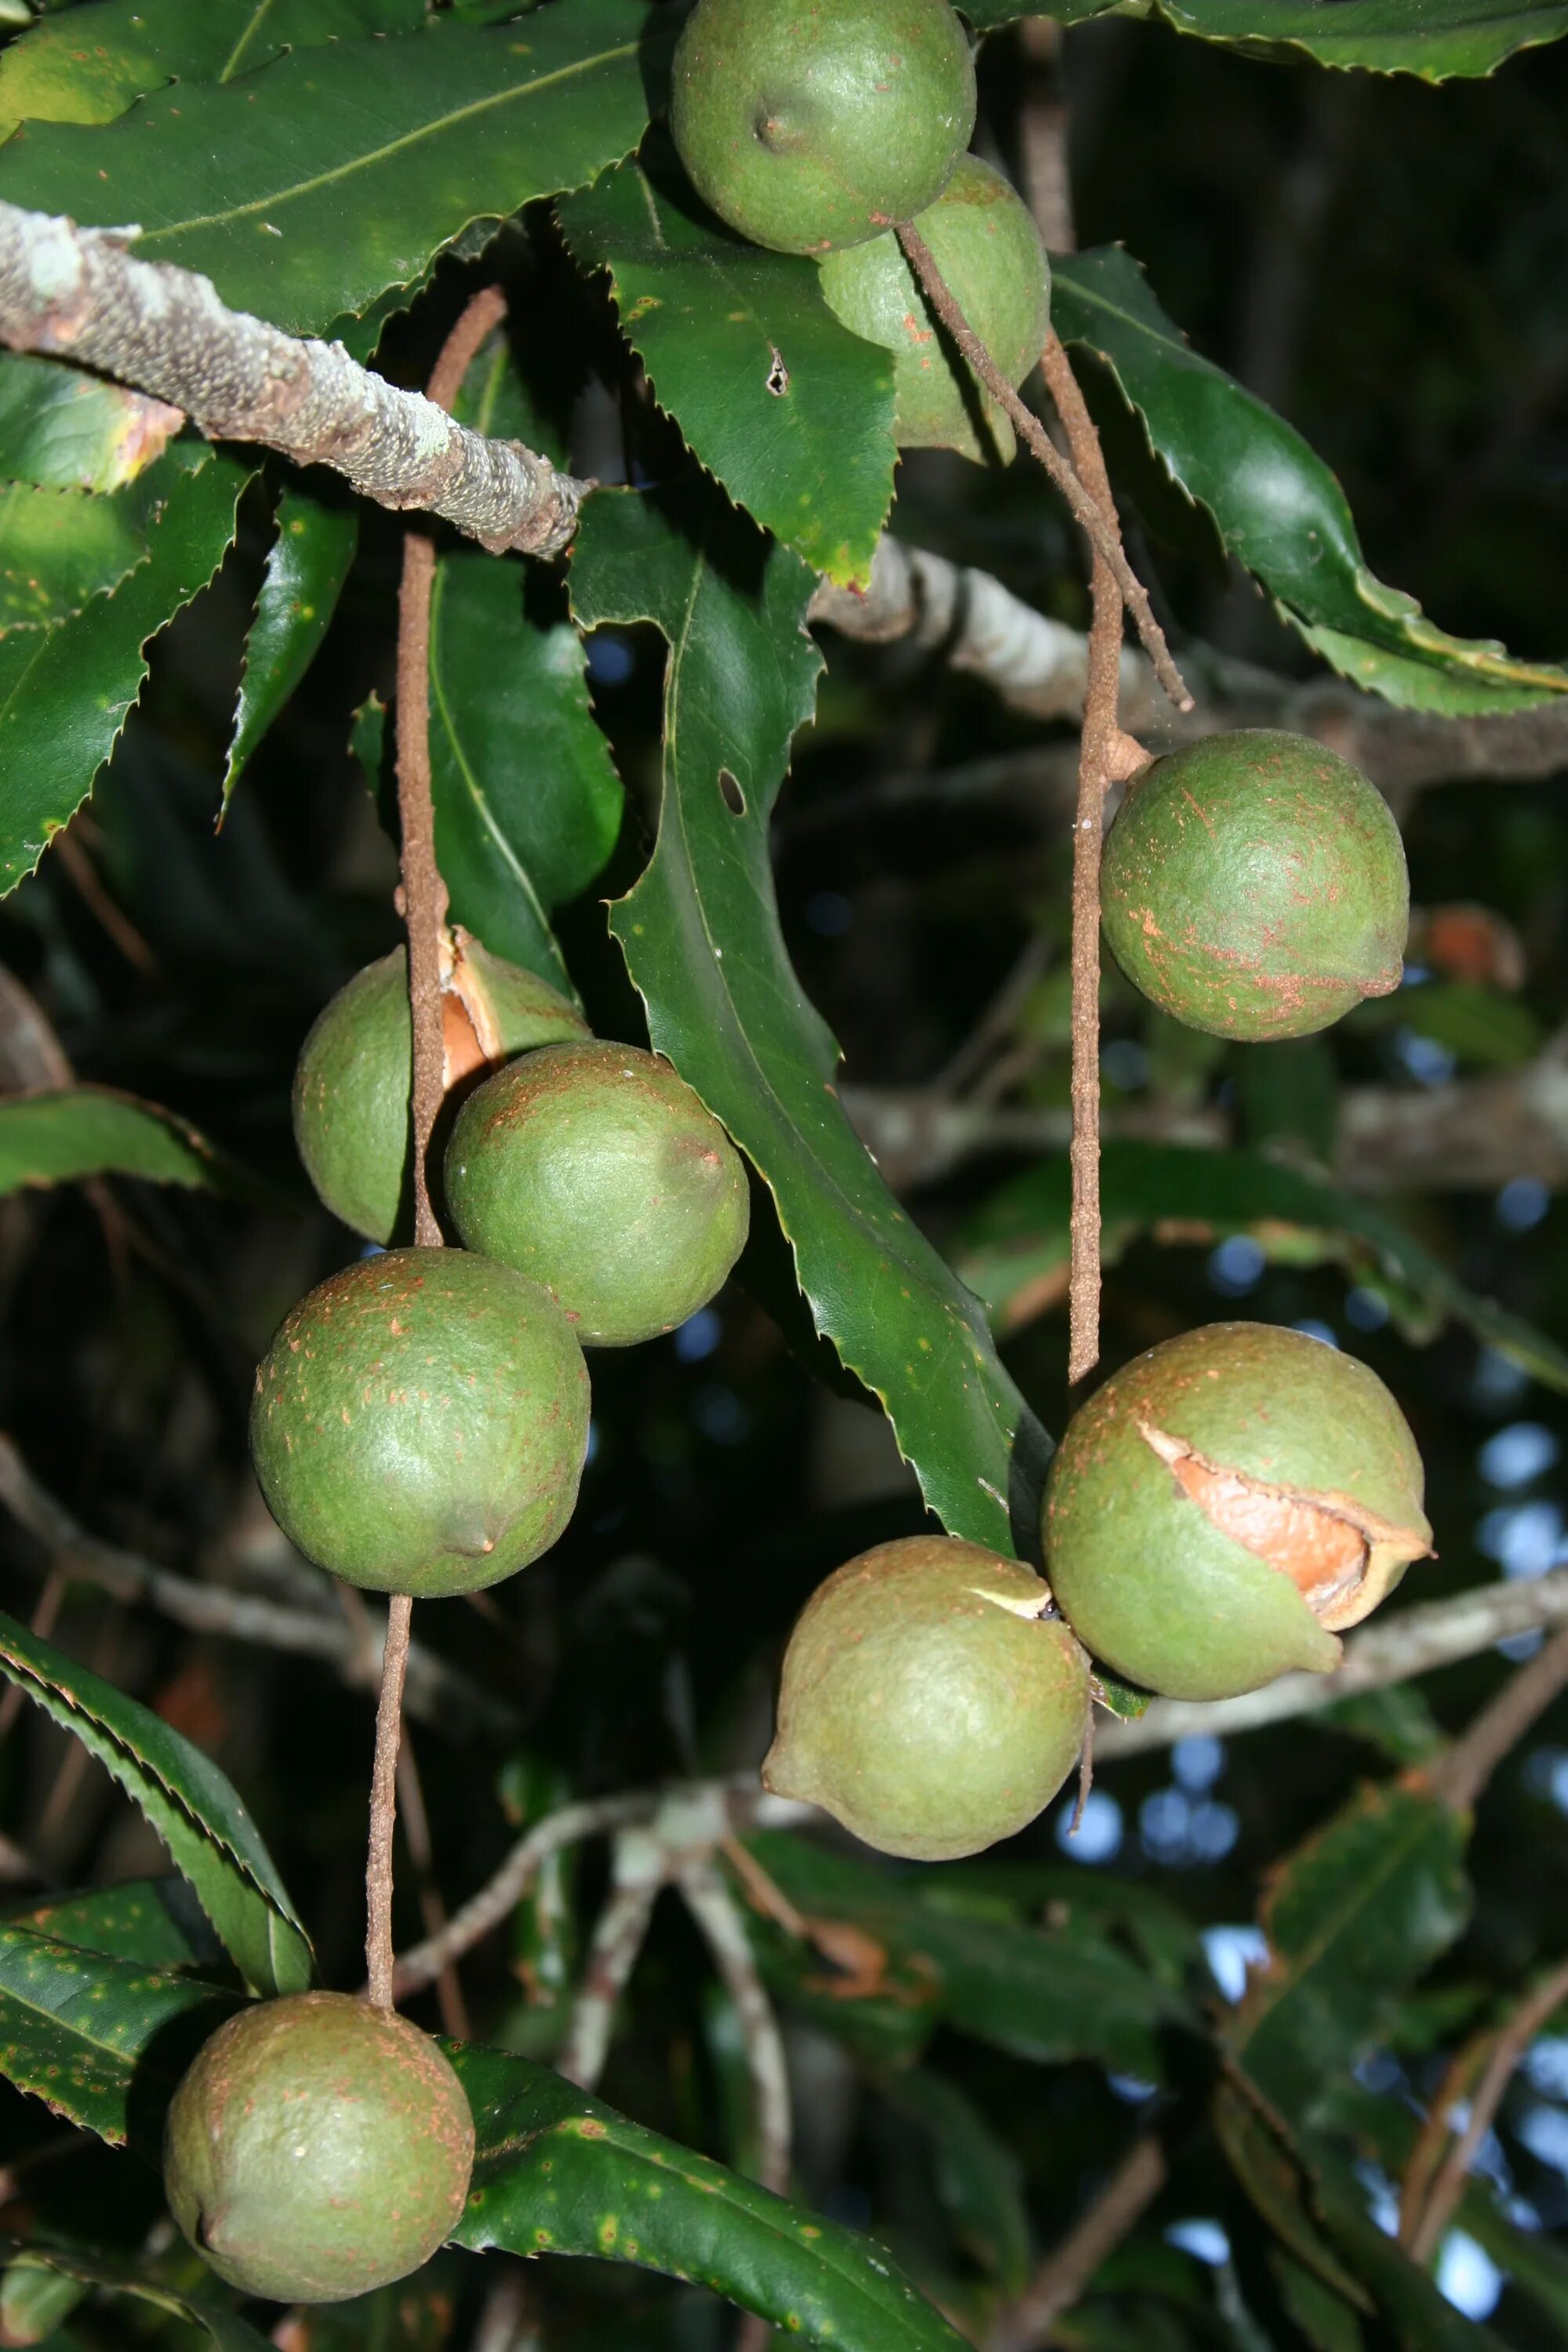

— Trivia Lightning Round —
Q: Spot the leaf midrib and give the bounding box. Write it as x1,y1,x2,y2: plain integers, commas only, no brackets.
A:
134,36,641,249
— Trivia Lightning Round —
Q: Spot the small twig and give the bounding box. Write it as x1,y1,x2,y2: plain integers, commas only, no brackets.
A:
895,223,1190,715
1039,329,1147,1383
1397,2031,1492,2252
932,935,1054,1101
557,1828,666,2091
1428,1621,1568,1815
392,1792,654,1998
1406,1954,1568,2266
1096,1565,1568,1759
680,1863,793,2195
365,1592,413,2012
988,2136,1167,2352
0,201,583,555
396,1733,470,2041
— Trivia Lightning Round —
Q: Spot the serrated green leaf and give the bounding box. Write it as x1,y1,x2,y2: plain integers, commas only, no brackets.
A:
0,2249,272,2352
426,335,622,993
0,447,250,894
0,9,662,339
0,353,180,494
877,2069,1032,2294
0,1925,236,2148
740,1831,1192,2082
0,466,175,635
0,1085,233,1195
0,0,429,140
1051,247,1568,710
557,139,897,588
1225,1780,1472,2127
223,485,357,803
453,2042,969,2352
572,481,1050,1555
964,0,1568,76
954,1139,1568,1394
0,1607,312,1998
8,1878,218,1971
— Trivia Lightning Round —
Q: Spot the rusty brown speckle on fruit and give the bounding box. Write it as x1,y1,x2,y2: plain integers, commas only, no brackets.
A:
1137,1417,1432,1631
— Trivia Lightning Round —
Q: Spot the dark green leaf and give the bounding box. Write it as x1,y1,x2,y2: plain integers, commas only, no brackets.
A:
7,1878,217,1971
0,354,180,495
1225,1780,1471,2127
1268,2252,1367,2352
964,0,1568,78
557,140,897,587
0,1607,312,1998
0,9,662,337
0,2253,88,2347
1352,979,1543,1071
954,1139,1568,1394
0,2248,272,2352
1213,2084,1373,2312
1052,247,1568,710
740,1831,1192,2082
223,485,357,802
0,467,176,636
1312,2172,1508,2350
0,1925,236,2148
572,481,1051,1555
877,2068,1031,2294
0,1085,232,1196
0,0,429,140
454,2042,970,2352
426,313,622,991
0,448,250,894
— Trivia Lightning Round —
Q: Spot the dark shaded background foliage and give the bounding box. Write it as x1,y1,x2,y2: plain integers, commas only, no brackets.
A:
2,10,1568,2348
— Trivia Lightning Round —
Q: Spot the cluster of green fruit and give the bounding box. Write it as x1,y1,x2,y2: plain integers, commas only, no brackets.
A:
766,1321,1432,1862
161,935,752,2306
670,0,1051,464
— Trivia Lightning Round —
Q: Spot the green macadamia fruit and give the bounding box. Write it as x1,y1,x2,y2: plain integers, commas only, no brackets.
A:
1100,729,1410,1041
444,1042,750,1348
818,155,1050,465
670,0,975,257
163,1991,473,2304
250,1246,588,1597
292,928,587,1244
1044,1323,1432,1704
763,1535,1090,1861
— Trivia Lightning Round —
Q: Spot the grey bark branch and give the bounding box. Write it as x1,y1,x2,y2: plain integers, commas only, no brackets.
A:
0,1431,515,1740
0,200,585,555
679,1862,793,2197
1097,1563,1568,1759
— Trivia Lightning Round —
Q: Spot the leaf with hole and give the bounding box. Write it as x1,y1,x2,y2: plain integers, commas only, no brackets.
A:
223,485,358,804
1051,246,1568,710
961,0,1568,77
557,139,897,588
955,1139,1568,1395
0,1606,312,1997
0,448,252,894
572,480,1051,1555
0,8,664,337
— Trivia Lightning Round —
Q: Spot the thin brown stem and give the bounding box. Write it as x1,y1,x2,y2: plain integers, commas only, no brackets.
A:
365,1592,413,2011
1039,330,1148,1384
1397,2031,1491,2252
896,223,1191,714
365,289,503,2008
1429,1621,1568,1815
1406,1954,1568,2265
989,2136,1167,2352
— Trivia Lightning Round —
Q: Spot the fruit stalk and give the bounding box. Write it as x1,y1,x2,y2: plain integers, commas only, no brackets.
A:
895,221,1192,715
1040,331,1147,1383
364,287,510,2009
